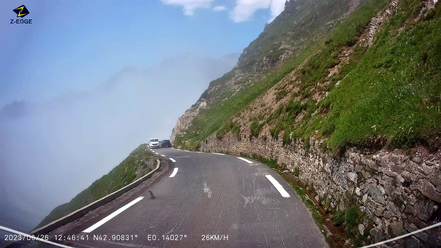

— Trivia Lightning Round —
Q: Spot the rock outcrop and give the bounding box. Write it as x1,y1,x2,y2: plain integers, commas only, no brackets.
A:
170,100,207,145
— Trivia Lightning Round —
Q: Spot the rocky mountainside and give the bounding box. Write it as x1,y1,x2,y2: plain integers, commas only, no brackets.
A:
172,0,441,247
171,0,362,145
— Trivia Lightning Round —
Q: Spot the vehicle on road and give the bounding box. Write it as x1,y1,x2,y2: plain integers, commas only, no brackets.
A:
159,140,171,148
148,138,160,149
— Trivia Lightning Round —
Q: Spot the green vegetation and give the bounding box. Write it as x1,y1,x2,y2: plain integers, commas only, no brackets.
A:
36,144,157,228
276,89,288,101
345,206,359,226
216,120,241,140
394,196,404,208
332,211,344,226
319,0,441,150
291,184,327,235
251,154,279,169
250,121,264,138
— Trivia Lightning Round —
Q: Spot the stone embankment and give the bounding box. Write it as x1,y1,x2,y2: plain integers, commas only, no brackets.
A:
200,134,441,247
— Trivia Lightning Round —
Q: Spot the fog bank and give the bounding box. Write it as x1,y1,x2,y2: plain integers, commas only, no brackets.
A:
0,53,239,232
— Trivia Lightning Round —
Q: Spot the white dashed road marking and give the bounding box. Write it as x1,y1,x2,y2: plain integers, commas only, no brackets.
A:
213,153,225,155
238,157,253,164
161,154,166,157
169,168,179,178
170,158,176,162
265,175,290,198
83,196,144,233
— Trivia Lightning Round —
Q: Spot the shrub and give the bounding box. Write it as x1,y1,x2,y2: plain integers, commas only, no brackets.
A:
394,196,404,208
250,121,264,138
333,211,344,226
276,89,288,101
345,206,359,226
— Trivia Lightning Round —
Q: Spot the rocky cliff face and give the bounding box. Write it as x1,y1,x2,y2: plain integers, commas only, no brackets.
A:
170,100,207,145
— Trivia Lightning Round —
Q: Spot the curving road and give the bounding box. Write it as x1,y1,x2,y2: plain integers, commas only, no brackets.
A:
56,148,328,248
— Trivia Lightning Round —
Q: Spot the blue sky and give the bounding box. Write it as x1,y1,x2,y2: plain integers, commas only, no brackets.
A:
0,0,286,107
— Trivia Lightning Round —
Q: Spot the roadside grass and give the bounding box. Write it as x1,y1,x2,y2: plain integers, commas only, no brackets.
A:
216,120,241,140
249,154,328,232
36,144,157,228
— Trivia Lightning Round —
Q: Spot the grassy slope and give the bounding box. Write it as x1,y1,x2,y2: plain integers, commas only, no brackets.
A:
36,144,156,228
178,0,441,153
320,1,441,150
278,0,441,151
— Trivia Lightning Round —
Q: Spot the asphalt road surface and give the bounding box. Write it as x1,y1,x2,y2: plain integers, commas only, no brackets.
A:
53,148,329,248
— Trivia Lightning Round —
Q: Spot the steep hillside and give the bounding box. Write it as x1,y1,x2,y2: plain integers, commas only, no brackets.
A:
172,0,441,246
36,144,159,229
173,0,440,154
171,0,386,148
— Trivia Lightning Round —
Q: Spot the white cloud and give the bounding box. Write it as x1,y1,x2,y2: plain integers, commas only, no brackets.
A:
160,0,213,16
230,0,286,23
213,5,227,11
269,0,286,22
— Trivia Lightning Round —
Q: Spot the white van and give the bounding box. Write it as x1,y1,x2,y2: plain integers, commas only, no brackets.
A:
149,138,160,149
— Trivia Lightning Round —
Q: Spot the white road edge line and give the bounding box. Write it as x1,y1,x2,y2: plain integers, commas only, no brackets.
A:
169,168,179,177
265,175,290,198
82,196,144,233
238,157,253,164
170,158,176,162
213,153,225,155
0,225,73,248
161,154,166,157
